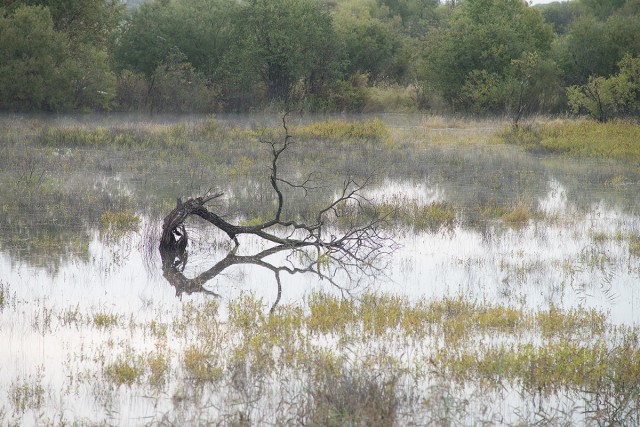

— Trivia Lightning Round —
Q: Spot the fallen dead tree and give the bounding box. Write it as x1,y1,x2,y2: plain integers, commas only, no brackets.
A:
159,116,393,294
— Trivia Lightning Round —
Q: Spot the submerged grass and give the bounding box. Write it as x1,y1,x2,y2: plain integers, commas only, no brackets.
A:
9,367,45,415
3,288,640,424
501,200,535,224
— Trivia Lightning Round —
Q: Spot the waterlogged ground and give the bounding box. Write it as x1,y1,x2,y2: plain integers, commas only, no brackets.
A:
0,114,639,425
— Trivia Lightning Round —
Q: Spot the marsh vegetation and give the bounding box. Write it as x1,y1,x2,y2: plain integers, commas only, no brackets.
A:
0,114,639,426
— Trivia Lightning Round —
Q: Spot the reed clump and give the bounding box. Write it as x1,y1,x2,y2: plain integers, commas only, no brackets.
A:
377,196,457,233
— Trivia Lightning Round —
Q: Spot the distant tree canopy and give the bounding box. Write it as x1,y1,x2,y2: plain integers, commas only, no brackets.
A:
421,0,554,113
1,0,639,117
0,1,122,111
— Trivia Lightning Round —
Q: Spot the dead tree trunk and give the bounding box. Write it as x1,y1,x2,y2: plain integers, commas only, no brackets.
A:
160,192,224,251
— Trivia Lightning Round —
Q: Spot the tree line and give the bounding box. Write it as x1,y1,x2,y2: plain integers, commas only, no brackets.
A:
1,0,639,119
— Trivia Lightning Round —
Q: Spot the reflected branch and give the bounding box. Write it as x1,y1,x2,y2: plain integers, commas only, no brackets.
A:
160,242,370,309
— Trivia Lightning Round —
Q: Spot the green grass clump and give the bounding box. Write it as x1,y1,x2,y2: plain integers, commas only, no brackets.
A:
183,345,223,383
501,202,532,224
296,118,391,144
309,367,398,427
502,120,640,161
536,305,607,338
147,352,170,388
363,84,420,113
0,281,9,311
412,201,457,232
92,311,121,328
104,354,145,387
307,291,356,335
5,289,640,424
100,209,140,233
377,197,457,233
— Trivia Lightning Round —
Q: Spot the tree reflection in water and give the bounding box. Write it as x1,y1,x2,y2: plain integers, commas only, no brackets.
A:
160,241,383,313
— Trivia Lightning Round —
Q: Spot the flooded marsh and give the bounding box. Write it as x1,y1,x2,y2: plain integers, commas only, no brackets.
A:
0,114,639,426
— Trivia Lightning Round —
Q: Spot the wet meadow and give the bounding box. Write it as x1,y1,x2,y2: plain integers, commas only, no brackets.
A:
0,114,639,426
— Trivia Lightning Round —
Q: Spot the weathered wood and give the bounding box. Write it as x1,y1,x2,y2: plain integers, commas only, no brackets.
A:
159,192,223,250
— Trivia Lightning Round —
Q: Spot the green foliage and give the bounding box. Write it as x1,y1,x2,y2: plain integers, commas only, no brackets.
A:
555,13,640,87
0,6,71,111
113,0,236,77
239,0,340,102
0,4,118,112
320,73,370,112
538,0,581,35
66,44,117,111
112,0,173,76
14,0,124,46
377,0,439,36
578,0,629,20
334,0,411,83
3,0,640,114
146,50,219,113
421,0,554,113
555,16,614,86
567,55,640,121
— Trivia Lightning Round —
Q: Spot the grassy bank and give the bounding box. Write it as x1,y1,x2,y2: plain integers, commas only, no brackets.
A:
501,120,640,162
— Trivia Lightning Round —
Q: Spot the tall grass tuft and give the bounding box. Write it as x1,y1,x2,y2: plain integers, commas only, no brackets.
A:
296,118,391,144
377,196,457,233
